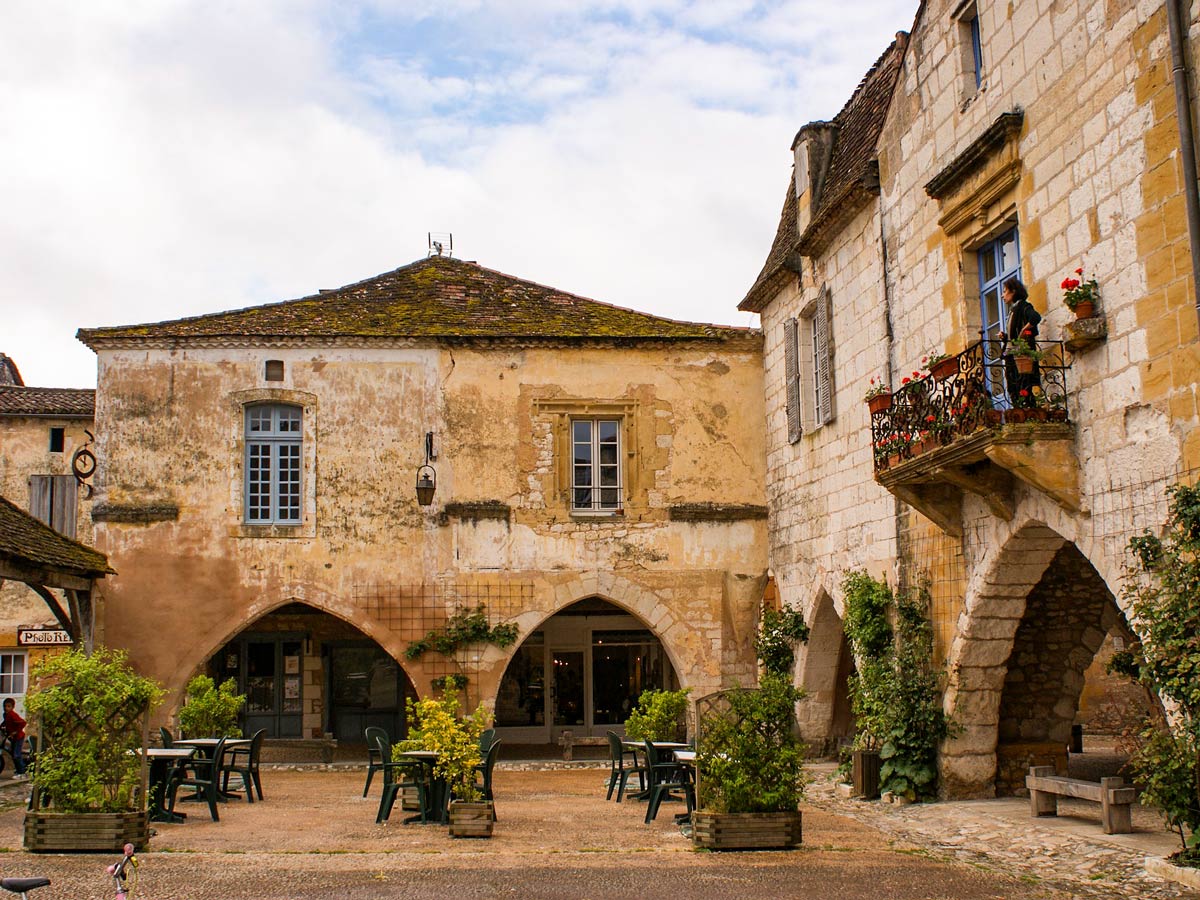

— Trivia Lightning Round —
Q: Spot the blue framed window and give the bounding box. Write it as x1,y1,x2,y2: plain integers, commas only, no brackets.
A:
978,228,1021,405
244,404,302,524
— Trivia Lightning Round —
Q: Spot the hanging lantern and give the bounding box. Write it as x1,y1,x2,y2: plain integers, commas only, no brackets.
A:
416,464,437,506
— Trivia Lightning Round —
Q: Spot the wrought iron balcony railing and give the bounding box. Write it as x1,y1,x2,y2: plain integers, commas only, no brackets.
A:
870,339,1070,473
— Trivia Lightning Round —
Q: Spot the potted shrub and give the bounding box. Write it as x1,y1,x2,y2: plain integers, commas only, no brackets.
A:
1009,332,1043,374
864,377,893,415
693,674,806,849
24,649,163,852
178,674,245,738
403,689,492,836
1061,267,1099,319
624,688,691,743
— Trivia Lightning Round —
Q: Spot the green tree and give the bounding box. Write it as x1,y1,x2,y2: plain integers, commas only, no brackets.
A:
178,675,246,738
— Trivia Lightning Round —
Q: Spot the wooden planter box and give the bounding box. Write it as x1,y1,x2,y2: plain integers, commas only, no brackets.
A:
852,749,882,799
24,810,149,853
448,801,494,838
692,811,802,850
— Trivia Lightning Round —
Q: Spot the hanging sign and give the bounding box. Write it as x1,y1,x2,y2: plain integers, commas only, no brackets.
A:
17,628,73,646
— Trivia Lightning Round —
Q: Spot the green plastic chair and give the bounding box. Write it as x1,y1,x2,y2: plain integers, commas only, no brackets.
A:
472,738,502,820
221,729,266,802
362,726,389,797
606,731,645,802
642,740,694,824
166,737,226,822
376,738,429,825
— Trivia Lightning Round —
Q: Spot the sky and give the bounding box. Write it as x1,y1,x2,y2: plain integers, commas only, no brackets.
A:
2,0,917,388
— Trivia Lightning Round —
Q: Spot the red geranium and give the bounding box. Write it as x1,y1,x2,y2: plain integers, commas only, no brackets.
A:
1061,277,1080,290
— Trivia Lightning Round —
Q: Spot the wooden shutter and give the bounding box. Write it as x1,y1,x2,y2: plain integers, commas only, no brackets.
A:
28,476,51,525
784,318,802,443
51,475,78,538
26,475,76,537
814,292,834,426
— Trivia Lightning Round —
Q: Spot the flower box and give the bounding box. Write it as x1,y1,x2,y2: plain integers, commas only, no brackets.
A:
692,810,802,850
866,393,892,415
24,810,149,853
448,800,494,837
928,356,959,382
852,749,882,799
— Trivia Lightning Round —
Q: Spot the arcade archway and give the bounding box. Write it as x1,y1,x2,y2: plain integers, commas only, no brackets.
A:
494,597,679,744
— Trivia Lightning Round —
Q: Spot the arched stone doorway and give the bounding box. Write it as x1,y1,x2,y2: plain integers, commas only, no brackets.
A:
942,523,1158,798
797,592,855,756
494,597,679,745
203,602,418,743
993,544,1154,794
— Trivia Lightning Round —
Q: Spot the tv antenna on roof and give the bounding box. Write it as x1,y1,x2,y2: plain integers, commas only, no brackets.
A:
428,232,454,258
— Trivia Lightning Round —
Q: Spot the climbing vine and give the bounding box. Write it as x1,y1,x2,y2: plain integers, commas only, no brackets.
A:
755,605,810,677
842,571,952,802
404,605,519,661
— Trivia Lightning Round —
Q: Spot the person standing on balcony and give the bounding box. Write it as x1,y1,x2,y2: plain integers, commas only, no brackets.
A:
999,277,1041,408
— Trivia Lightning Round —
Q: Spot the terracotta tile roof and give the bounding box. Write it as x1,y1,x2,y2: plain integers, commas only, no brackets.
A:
78,256,755,347
0,494,112,578
0,387,95,418
739,36,906,311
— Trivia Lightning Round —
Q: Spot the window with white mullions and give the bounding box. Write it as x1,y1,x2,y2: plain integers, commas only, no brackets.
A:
571,419,622,513
245,404,302,524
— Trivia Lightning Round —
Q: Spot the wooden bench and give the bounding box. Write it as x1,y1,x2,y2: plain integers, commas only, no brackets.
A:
1025,766,1135,834
557,731,608,761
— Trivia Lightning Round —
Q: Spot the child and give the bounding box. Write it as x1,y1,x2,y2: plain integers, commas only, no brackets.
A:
2,698,27,779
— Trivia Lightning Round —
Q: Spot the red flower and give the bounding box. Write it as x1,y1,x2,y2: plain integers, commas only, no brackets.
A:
1019,389,1029,397
1021,327,1033,337
925,414,936,423
1061,278,1080,290
1075,267,1084,275
902,377,910,385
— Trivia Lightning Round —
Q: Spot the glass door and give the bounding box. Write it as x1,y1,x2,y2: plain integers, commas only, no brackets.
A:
551,650,585,737
329,644,404,743
236,635,303,738
978,228,1021,408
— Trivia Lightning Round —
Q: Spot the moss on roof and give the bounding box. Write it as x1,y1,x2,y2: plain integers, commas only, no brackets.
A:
78,256,753,346
0,386,95,418
0,495,113,577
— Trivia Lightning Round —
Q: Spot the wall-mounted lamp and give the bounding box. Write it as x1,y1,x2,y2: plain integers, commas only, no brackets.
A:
416,431,437,506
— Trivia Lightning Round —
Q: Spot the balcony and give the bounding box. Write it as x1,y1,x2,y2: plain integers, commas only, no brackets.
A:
870,340,1079,536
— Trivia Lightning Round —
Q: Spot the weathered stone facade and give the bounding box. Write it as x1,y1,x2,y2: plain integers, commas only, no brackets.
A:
75,257,767,739
744,0,1200,796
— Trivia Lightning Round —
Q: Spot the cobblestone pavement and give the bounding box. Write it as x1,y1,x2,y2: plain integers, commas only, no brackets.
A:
0,768,1081,900
806,763,1198,899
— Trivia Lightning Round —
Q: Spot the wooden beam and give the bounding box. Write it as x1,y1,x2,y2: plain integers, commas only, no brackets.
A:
65,589,94,654
27,584,76,637
0,559,94,592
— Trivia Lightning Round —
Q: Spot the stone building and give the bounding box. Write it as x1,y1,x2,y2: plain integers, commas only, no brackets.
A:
743,0,1197,796
0,375,99,711
75,254,768,745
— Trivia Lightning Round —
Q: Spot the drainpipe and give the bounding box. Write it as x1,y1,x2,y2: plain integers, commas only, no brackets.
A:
878,191,906,590
1166,0,1200,331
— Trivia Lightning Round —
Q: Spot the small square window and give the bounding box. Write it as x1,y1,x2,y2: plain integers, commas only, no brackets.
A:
265,360,285,381
48,428,64,453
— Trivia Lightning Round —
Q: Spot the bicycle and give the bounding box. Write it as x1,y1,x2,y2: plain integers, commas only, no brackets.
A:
106,843,138,900
0,875,50,899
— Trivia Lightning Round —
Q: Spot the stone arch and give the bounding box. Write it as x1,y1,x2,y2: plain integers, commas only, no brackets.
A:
940,519,1135,798
480,571,693,701
160,584,419,716
796,589,855,755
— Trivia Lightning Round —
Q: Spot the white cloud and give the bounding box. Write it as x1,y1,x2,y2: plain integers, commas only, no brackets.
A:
1,0,915,387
